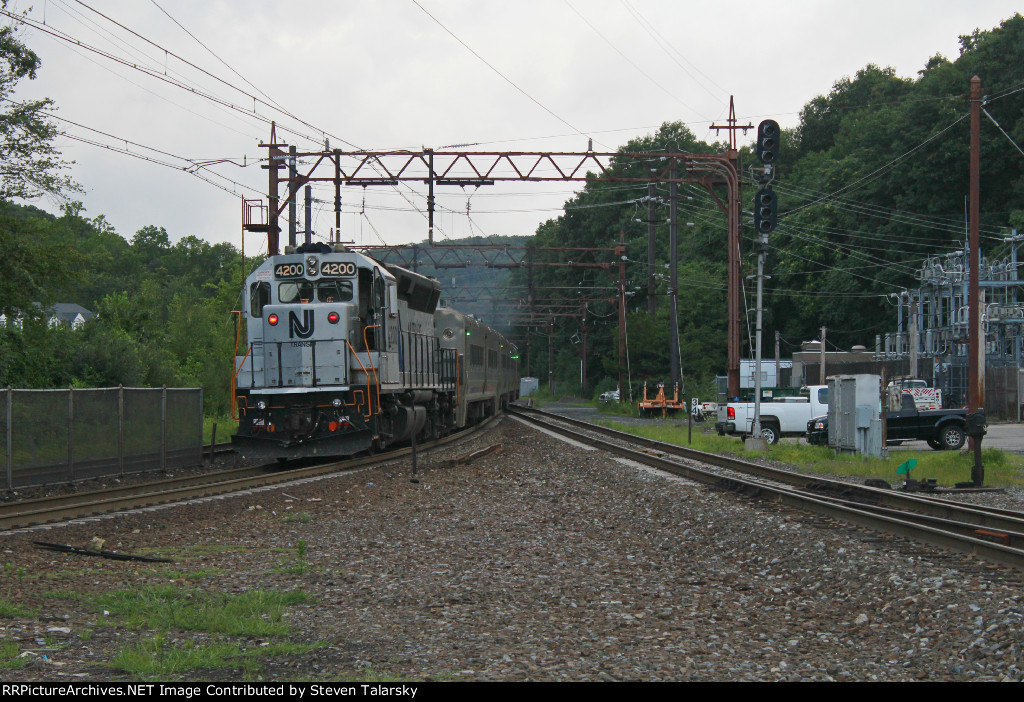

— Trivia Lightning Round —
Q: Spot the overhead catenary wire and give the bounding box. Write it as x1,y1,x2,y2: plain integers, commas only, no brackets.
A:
618,0,728,105
562,0,710,122
410,0,605,150
66,0,358,149
20,2,462,240
147,0,294,120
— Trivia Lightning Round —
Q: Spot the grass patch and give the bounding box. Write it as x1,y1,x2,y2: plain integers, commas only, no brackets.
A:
169,544,249,556
0,640,29,669
111,636,242,677
204,415,237,445
601,421,1024,488
110,636,329,678
140,567,226,580
88,585,311,637
594,398,644,417
0,597,35,618
281,512,313,524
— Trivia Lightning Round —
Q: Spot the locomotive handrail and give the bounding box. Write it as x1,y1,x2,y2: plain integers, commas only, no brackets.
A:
362,325,382,413
345,339,375,420
230,310,247,420
230,343,254,420
399,329,449,388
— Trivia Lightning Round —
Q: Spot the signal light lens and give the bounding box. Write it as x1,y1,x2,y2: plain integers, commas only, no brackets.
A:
268,313,279,326
756,119,781,165
328,311,340,324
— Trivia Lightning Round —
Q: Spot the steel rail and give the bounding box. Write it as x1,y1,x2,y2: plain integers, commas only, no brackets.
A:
0,462,270,519
0,417,498,532
510,405,1024,535
508,407,1024,570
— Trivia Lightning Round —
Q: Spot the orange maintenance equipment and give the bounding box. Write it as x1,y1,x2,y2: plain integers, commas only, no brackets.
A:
638,382,686,418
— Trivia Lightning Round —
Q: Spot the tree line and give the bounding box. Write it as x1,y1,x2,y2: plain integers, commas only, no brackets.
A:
1,11,1022,410
506,14,1024,398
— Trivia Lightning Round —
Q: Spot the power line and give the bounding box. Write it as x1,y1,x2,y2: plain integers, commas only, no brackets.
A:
410,0,597,147
147,0,292,120
5,6,331,149
784,112,970,217
618,0,728,104
563,0,709,122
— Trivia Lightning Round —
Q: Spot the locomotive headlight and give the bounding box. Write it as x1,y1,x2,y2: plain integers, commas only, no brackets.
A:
256,400,268,410
332,398,342,408
267,313,279,326
328,311,340,324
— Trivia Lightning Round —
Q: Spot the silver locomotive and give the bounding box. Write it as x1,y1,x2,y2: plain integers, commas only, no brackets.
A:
232,242,519,459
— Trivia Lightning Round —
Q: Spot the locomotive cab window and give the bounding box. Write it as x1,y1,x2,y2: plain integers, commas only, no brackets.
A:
317,280,353,302
279,280,314,304
250,281,270,317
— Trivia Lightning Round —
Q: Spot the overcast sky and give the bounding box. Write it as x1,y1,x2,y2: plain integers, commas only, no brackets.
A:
8,0,1022,252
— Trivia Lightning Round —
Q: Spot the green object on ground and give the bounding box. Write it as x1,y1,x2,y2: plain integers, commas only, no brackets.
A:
896,459,918,475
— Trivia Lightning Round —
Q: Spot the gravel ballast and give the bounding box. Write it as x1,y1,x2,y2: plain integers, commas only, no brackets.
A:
1,417,1022,682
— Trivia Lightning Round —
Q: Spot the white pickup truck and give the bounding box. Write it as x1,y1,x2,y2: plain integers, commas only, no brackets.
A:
715,386,829,444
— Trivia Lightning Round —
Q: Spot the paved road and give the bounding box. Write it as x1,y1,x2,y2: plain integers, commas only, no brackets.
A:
890,421,1024,455
537,401,1024,455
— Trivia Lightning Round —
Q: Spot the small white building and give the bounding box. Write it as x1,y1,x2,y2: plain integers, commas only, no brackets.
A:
0,303,95,330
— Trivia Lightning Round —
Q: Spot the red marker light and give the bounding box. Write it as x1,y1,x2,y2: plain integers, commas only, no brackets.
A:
268,313,279,325
328,311,340,324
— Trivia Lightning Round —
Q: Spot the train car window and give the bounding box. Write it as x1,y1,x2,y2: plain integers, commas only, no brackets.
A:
470,344,484,366
488,350,497,368
250,282,270,317
316,280,353,302
278,281,314,304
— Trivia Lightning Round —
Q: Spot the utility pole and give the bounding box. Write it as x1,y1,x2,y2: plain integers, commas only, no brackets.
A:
288,145,297,248
304,185,312,246
819,326,827,385
748,121,779,447
752,225,767,439
617,238,627,397
333,148,342,243
969,75,985,486
527,245,535,377
580,314,589,396
669,162,680,391
775,331,781,388
648,182,657,320
910,294,919,378
548,321,554,395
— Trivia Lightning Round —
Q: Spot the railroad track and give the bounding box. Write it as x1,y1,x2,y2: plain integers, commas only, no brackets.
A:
508,404,1024,571
0,418,498,532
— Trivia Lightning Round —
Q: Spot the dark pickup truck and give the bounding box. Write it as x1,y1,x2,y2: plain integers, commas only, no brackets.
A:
806,406,975,450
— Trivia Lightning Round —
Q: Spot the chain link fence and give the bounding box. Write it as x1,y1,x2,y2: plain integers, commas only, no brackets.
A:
2,387,203,490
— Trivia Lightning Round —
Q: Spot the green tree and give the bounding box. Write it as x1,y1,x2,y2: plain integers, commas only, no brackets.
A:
0,3,77,200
